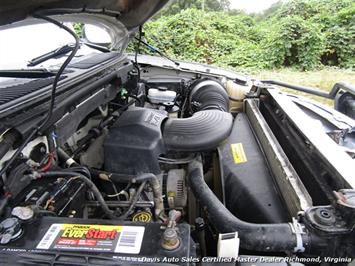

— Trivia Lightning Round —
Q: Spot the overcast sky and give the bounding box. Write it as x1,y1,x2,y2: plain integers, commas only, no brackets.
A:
230,0,282,13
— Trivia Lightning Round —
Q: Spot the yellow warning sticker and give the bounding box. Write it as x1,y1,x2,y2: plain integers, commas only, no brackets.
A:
231,143,247,164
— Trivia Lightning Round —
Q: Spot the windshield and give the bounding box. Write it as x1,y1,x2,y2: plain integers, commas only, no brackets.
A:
0,21,128,71
0,23,84,70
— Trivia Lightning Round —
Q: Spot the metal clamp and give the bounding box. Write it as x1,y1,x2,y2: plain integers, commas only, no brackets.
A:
289,217,306,253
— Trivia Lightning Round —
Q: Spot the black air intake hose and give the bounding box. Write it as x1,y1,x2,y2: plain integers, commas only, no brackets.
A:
189,79,229,112
163,79,232,151
163,111,232,151
188,159,316,253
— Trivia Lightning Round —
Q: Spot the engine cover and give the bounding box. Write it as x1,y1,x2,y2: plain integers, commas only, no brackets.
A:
104,107,167,175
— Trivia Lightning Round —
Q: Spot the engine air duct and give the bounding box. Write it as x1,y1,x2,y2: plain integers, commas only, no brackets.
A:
163,110,232,151
163,79,232,151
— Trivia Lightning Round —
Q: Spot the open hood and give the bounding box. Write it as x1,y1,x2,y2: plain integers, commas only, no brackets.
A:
0,0,169,30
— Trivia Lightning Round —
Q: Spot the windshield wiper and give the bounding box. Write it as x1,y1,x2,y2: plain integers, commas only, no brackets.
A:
81,41,110,53
0,68,57,78
27,42,110,68
27,44,75,67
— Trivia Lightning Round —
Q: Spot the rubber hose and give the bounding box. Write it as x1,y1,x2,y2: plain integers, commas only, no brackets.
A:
39,171,115,219
109,172,164,217
118,181,147,220
163,110,233,151
57,148,78,167
136,173,164,217
163,79,232,151
189,79,229,112
188,160,311,253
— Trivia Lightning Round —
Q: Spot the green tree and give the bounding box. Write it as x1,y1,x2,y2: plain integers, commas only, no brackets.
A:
158,0,230,16
141,0,354,70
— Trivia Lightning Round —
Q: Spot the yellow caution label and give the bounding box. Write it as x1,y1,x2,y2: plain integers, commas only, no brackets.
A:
132,211,152,223
231,143,247,164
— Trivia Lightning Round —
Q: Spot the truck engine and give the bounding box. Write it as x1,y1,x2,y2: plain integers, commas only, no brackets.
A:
0,58,354,264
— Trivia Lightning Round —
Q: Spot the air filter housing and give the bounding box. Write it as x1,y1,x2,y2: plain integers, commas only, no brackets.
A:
104,107,167,175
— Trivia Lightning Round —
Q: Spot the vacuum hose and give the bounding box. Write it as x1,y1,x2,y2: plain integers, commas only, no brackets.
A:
188,159,313,253
163,79,233,151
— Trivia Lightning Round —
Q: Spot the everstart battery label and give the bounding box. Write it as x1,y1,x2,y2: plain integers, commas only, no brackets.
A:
36,224,145,254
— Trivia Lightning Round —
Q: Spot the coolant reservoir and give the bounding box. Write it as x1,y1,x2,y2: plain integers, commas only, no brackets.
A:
225,80,251,112
148,88,177,104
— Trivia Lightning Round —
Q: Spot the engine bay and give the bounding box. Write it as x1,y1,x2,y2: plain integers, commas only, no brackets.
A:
0,56,354,264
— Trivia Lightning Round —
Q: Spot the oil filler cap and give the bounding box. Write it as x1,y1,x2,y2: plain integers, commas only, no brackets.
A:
132,211,152,223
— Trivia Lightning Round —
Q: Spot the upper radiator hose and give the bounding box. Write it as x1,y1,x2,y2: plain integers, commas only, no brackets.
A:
163,79,233,151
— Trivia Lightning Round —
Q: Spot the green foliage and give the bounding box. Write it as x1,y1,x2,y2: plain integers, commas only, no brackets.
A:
321,2,355,67
157,0,230,17
138,0,354,71
73,23,83,37
262,16,325,70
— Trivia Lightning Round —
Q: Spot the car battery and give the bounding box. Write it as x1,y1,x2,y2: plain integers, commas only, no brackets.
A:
0,217,196,265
